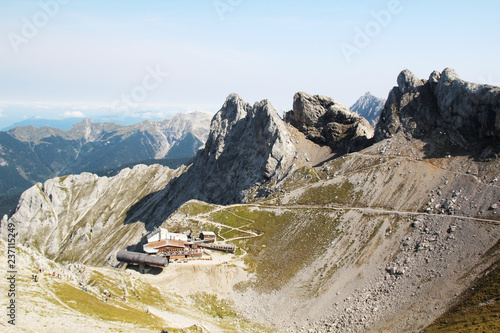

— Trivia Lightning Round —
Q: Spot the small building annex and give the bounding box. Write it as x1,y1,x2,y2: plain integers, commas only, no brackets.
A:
199,231,216,243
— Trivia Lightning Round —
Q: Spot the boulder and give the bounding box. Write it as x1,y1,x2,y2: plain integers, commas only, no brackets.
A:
285,92,374,153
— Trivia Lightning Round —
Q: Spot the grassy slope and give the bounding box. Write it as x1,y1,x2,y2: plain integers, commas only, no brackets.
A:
424,251,500,332
49,281,165,329
168,201,404,297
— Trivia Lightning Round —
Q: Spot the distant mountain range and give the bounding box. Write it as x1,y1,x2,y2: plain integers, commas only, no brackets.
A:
350,92,386,126
1,114,191,132
0,112,211,214
1,117,85,131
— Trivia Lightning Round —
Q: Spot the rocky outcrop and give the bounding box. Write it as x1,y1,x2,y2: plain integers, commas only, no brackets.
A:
284,92,374,154
350,91,386,126
375,68,500,150
197,94,295,184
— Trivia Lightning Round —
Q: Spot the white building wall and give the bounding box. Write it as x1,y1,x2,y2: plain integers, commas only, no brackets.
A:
147,228,189,243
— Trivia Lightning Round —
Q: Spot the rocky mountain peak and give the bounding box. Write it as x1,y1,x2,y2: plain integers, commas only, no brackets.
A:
285,91,374,154
194,94,295,191
358,91,378,101
70,118,96,130
290,92,345,126
81,118,94,125
397,69,424,93
376,68,500,153
428,68,462,91
217,93,252,124
133,94,298,225
71,118,98,142
350,92,386,127
440,67,460,83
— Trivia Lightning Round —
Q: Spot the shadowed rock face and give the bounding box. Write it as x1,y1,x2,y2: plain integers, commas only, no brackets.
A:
284,92,374,154
376,68,500,150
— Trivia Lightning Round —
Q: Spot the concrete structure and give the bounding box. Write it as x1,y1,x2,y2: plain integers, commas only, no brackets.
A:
197,242,236,253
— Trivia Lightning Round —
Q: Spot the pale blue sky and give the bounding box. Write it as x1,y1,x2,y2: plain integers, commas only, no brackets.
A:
1,0,499,128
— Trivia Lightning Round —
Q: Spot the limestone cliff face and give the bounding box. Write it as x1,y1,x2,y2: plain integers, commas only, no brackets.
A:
284,92,374,154
375,68,500,149
199,94,295,185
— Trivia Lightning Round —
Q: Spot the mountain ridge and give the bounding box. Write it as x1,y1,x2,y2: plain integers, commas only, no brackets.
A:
1,117,84,131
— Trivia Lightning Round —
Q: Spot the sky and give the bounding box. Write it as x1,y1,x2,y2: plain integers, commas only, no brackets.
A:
1,0,499,129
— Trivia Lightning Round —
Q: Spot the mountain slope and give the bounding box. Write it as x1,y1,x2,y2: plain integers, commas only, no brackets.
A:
164,132,204,159
7,164,181,265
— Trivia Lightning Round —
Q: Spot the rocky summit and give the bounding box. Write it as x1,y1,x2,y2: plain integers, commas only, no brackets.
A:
284,91,374,154
196,93,295,185
2,68,500,333
350,91,386,126
124,94,298,230
376,68,500,154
